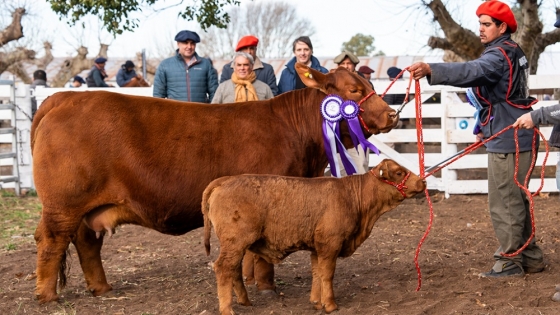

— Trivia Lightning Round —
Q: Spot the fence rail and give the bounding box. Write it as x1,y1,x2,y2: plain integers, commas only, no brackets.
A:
7,76,559,197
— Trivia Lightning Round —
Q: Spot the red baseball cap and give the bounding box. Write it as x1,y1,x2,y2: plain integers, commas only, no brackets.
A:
235,35,259,52
476,0,517,33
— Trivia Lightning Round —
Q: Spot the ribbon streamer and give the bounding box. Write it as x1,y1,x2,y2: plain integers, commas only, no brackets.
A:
320,95,380,177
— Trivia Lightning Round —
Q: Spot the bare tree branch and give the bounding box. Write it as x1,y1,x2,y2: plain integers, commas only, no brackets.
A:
0,7,25,47
49,46,92,87
6,62,31,83
0,47,35,74
427,0,483,60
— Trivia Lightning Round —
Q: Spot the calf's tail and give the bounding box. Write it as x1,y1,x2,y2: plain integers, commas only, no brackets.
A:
202,177,230,256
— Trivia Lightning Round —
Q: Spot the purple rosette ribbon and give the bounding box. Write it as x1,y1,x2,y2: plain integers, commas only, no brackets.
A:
340,100,380,156
321,95,357,177
320,95,380,177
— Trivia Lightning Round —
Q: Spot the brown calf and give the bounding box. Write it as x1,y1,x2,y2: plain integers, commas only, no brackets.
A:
202,159,426,314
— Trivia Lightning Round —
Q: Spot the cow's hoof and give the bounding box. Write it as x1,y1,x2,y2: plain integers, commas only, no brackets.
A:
88,283,113,296
237,299,252,306
324,302,338,313
312,301,322,310
35,292,59,304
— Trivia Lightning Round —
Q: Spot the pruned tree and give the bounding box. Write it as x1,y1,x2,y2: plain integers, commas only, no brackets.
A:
421,0,560,74
198,1,315,59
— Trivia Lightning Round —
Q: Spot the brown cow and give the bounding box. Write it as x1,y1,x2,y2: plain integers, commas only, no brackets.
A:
31,63,398,303
202,159,426,314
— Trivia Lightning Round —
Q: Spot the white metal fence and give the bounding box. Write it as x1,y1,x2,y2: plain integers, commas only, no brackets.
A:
3,76,559,197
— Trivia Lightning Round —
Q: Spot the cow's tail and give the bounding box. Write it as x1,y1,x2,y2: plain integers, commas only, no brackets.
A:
201,177,230,256
58,249,70,289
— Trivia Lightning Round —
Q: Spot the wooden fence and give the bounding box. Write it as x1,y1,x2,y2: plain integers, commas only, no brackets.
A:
4,75,560,197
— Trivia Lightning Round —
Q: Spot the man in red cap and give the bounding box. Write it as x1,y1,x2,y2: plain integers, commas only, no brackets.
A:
409,0,544,278
220,35,278,96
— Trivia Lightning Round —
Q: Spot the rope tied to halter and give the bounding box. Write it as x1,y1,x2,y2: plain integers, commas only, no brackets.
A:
371,168,411,198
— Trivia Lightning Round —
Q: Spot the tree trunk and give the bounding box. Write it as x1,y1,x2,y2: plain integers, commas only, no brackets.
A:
50,44,110,87
0,8,25,47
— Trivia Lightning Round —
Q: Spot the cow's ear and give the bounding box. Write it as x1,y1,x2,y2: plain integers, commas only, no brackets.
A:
295,63,328,94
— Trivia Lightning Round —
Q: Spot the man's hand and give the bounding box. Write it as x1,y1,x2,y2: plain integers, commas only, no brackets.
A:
512,113,535,129
408,62,432,80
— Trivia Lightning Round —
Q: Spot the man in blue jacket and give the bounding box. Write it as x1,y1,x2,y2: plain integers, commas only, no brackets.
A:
153,30,218,102
410,0,544,278
278,36,328,94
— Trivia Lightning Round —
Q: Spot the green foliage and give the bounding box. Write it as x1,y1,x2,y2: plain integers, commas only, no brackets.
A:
47,0,241,36
5,243,16,251
341,33,376,56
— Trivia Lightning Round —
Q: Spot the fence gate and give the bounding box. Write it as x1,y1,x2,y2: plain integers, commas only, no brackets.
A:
0,80,21,195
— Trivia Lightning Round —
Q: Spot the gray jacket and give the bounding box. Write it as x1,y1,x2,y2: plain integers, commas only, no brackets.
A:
428,35,537,153
211,79,273,104
530,104,560,147
153,51,218,102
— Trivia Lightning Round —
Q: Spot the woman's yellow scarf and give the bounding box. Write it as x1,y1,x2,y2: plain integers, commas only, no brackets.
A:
231,72,258,102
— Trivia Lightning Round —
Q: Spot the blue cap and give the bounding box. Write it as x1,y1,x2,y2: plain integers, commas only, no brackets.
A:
94,57,107,64
73,76,85,84
174,30,200,43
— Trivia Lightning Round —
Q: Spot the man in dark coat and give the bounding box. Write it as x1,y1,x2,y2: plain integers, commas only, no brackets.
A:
86,57,112,87
410,0,544,278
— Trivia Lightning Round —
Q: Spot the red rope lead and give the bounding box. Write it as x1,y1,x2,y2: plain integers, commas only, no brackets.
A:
412,78,432,291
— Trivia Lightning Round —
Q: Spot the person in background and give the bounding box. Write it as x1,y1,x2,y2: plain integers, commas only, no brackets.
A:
277,36,328,94
86,57,112,87
30,69,49,118
220,35,278,96
70,76,85,88
116,60,140,87
410,0,544,278
212,52,273,104
383,67,407,105
153,30,218,102
358,65,375,89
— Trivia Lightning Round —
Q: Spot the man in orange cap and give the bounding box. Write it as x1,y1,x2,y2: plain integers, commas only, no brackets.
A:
220,35,278,96
409,0,544,278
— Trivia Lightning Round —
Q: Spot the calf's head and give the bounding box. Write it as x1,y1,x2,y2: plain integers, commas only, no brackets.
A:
295,63,399,136
372,159,426,199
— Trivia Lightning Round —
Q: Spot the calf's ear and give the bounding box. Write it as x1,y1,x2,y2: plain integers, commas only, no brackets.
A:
295,63,328,94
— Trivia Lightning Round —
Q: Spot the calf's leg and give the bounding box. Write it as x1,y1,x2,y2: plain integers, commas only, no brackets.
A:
242,251,255,285
214,247,250,315
72,221,112,296
317,253,339,313
309,252,322,309
254,257,275,292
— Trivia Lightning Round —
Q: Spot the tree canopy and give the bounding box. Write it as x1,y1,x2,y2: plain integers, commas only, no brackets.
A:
341,33,376,56
47,0,242,35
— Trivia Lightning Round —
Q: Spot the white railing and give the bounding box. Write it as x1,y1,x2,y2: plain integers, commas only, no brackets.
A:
370,76,560,197
13,77,560,196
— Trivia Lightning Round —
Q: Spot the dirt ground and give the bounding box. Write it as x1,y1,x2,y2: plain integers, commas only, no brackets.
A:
2,193,560,315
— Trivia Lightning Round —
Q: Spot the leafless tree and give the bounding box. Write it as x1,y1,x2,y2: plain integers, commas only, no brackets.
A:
198,1,315,59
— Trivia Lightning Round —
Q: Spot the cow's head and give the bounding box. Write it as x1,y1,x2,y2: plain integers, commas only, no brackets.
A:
373,159,426,199
295,63,399,136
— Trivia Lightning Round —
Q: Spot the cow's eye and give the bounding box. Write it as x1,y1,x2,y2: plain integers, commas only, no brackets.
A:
396,171,403,176
349,89,358,93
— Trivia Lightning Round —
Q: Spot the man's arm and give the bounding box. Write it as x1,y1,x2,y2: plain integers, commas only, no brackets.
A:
207,66,219,102
152,66,167,98
514,104,560,128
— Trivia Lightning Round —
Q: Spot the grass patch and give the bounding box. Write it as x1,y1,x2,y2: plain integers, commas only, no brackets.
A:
0,190,42,248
